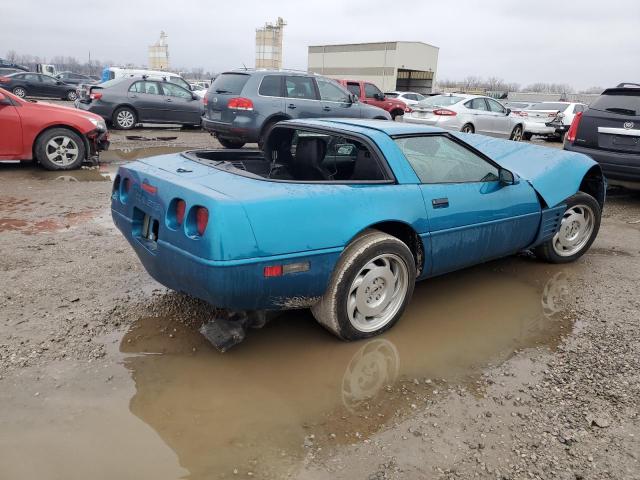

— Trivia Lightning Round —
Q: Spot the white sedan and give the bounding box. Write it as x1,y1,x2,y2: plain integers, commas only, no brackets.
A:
522,102,587,140
384,91,427,108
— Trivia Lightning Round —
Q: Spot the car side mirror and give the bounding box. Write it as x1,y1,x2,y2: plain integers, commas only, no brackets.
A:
499,169,519,186
56,80,62,85
505,108,511,116
374,93,385,101
192,93,199,100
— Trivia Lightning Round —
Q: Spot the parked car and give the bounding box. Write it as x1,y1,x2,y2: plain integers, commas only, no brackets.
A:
404,94,525,140
522,102,587,140
0,67,23,77
0,72,79,101
201,70,390,149
101,67,194,92
75,77,203,130
564,83,640,189
384,91,427,109
56,71,98,86
112,118,603,347
0,87,109,170
337,80,407,120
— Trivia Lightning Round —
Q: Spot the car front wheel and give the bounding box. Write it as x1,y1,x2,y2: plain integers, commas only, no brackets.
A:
66,90,78,101
312,230,416,340
34,128,86,170
534,192,601,263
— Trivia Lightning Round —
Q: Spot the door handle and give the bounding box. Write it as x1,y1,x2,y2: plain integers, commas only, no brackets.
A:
130,94,138,98
166,98,172,102
287,103,296,109
322,106,331,112
432,197,449,208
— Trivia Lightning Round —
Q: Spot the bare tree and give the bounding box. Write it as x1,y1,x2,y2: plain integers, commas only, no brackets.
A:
5,50,18,63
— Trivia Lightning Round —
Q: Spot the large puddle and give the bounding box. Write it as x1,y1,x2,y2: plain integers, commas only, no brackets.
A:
0,259,576,479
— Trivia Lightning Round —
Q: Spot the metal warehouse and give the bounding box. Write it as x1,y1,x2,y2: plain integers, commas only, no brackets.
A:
308,41,439,93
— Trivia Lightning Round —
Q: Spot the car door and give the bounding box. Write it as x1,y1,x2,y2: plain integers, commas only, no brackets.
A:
127,80,165,122
394,134,540,275
463,98,493,135
0,93,22,156
160,82,201,124
316,77,360,118
39,74,64,97
363,82,385,109
22,73,44,96
284,75,323,119
486,98,512,137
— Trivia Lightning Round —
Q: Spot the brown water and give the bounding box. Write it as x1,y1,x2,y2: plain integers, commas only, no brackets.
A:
0,259,576,480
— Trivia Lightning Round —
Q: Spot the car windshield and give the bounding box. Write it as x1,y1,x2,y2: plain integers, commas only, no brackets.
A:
528,102,569,111
211,73,250,94
590,92,640,116
415,95,464,107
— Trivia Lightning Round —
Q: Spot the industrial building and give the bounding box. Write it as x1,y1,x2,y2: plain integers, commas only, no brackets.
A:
255,18,286,69
148,31,169,70
308,41,439,94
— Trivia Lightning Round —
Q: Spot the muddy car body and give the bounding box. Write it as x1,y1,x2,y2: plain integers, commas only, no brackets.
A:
112,119,604,341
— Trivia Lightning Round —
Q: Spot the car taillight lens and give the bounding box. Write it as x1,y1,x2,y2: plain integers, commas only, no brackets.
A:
203,96,208,106
519,111,528,117
196,207,209,236
566,111,582,143
404,105,413,113
175,200,186,225
227,97,254,111
433,108,457,116
0,77,9,83
90,92,103,101
263,265,283,277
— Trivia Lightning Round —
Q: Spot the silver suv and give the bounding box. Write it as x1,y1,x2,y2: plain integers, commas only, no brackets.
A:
202,70,391,148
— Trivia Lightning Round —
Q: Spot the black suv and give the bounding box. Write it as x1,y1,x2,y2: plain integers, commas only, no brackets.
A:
565,83,640,189
202,70,391,149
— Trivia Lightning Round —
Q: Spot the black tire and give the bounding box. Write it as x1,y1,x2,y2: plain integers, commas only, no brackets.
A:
218,137,245,149
461,123,475,134
534,192,601,264
12,86,26,98
390,109,404,121
112,106,137,130
311,230,416,341
523,132,533,141
66,90,78,101
34,128,86,171
510,124,524,141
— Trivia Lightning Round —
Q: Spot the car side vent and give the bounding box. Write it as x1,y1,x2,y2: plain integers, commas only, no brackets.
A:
230,161,247,171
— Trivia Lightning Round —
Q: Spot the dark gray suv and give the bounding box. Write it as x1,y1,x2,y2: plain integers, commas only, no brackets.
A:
202,70,391,148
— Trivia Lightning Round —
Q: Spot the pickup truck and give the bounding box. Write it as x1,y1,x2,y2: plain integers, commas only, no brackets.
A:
112,118,604,350
337,80,408,120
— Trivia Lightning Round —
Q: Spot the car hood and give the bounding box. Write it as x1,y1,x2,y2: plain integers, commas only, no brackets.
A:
454,133,599,208
25,99,104,122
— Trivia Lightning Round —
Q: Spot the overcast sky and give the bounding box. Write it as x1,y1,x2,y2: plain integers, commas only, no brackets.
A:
2,0,639,90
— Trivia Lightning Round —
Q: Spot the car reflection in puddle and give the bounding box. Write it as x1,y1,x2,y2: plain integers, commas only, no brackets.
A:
119,258,574,479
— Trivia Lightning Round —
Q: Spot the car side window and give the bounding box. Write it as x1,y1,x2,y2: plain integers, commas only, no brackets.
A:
259,75,283,97
316,78,350,103
345,83,360,97
162,82,192,99
129,81,145,94
466,98,488,111
394,135,499,184
40,75,57,85
285,76,317,100
487,99,506,113
415,94,426,101
129,81,161,95
364,83,382,98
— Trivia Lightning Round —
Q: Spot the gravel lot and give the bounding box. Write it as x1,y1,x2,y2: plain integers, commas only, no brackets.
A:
0,128,638,480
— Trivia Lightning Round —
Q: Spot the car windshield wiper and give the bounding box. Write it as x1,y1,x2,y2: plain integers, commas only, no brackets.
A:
215,89,231,94
605,107,636,115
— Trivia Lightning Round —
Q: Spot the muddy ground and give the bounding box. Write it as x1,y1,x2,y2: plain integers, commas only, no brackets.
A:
0,129,639,480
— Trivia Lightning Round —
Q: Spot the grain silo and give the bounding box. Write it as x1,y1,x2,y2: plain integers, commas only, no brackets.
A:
148,31,170,71
255,18,286,69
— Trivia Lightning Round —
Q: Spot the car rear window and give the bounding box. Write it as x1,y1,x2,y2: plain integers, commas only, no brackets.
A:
590,91,640,116
211,73,250,95
416,95,464,107
385,92,399,98
258,75,283,97
528,103,569,111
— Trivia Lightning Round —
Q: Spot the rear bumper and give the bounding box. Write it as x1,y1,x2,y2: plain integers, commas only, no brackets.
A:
112,208,339,310
202,116,260,143
76,101,113,121
524,121,556,135
564,142,640,185
545,121,569,135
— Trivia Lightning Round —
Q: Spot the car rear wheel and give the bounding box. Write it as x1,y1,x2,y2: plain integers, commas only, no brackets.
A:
66,90,78,101
461,123,474,134
523,132,533,141
311,230,416,341
390,109,404,121
12,87,26,98
112,107,137,130
510,125,524,141
534,192,601,264
35,128,86,171
218,138,245,149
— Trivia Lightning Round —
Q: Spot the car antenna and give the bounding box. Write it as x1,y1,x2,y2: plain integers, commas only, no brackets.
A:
242,63,247,71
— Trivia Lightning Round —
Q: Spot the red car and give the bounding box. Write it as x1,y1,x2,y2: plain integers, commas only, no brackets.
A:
0,87,109,170
337,79,409,120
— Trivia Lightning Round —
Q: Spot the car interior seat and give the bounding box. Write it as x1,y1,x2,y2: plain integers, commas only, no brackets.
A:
291,137,332,181
351,148,384,181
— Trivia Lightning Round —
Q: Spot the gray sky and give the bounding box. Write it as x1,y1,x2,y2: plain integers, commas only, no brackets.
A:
2,0,639,90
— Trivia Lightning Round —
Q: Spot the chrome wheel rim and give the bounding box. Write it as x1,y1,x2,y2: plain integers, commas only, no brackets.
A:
512,126,523,141
13,87,25,97
462,125,473,133
67,91,77,101
45,136,79,167
552,204,595,257
347,253,409,332
116,110,135,128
